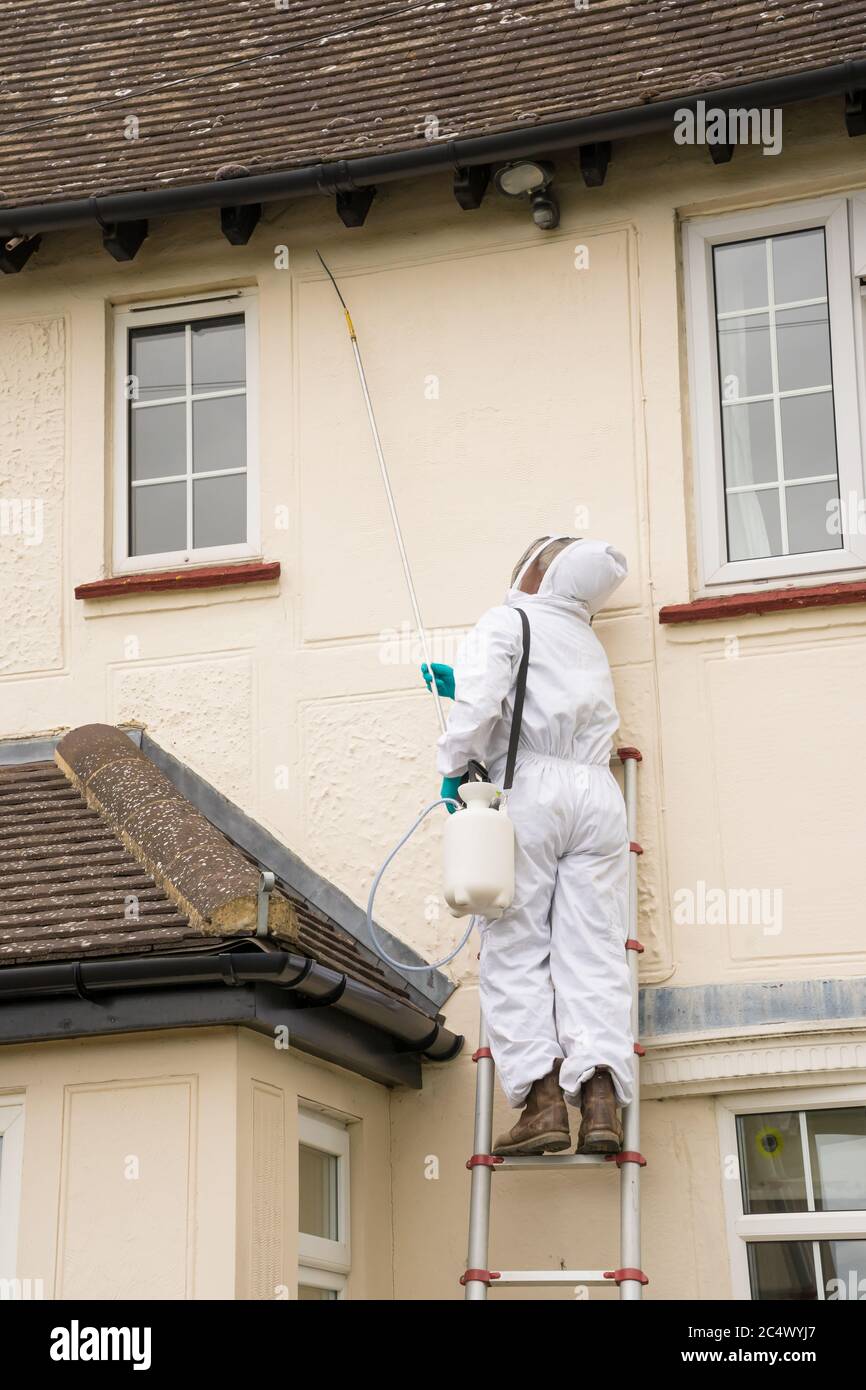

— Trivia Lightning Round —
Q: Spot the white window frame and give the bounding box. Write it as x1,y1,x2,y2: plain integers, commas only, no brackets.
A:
297,1109,350,1299
684,196,866,590
0,1097,25,1280
112,291,260,574
717,1083,866,1300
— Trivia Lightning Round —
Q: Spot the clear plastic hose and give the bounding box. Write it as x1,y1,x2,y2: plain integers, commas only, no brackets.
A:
366,799,476,972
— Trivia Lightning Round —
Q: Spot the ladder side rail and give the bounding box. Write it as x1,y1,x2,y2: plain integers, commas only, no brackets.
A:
464,1012,496,1300
619,750,643,1301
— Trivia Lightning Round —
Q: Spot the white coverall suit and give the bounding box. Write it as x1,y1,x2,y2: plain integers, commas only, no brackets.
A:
436,540,634,1111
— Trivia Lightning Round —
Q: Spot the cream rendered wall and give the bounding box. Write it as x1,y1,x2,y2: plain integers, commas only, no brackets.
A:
2,95,866,1298
0,1027,393,1300
0,1029,237,1298
234,1030,393,1300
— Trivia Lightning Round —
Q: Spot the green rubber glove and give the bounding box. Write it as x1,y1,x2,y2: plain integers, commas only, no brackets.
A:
422,662,456,700
440,775,463,814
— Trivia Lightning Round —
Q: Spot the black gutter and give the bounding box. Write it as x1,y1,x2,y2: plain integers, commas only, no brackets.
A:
0,948,463,1063
2,61,865,237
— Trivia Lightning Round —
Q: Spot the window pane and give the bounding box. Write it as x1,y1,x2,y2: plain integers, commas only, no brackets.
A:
717,312,773,399
191,315,245,393
192,396,246,474
298,1284,338,1301
808,1109,866,1211
772,228,827,305
786,480,842,555
780,392,837,481
299,1144,339,1240
129,324,185,401
726,488,782,562
714,241,769,313
192,474,246,549
130,402,186,481
737,1111,807,1213
776,303,832,393
722,400,777,486
747,1241,817,1300
131,481,186,556
820,1240,866,1299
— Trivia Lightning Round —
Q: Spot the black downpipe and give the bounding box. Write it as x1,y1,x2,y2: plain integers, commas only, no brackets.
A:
0,949,463,1061
2,61,865,236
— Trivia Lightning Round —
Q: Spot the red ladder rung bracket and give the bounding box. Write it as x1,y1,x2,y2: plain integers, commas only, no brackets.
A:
629,840,644,855
625,938,644,953
472,1047,493,1062
466,1153,504,1170
460,1268,501,1286
634,1042,646,1056
605,1150,647,1168
617,746,643,762
604,1267,649,1286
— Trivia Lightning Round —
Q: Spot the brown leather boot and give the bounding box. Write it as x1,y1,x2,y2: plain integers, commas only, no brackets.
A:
492,1062,570,1156
576,1068,623,1155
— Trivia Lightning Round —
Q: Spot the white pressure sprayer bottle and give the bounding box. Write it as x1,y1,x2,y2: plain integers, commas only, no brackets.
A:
364,608,529,972
442,782,515,919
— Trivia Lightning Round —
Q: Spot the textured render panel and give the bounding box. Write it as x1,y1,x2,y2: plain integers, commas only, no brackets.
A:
250,1083,284,1301
0,316,64,675
56,1079,192,1300
298,229,640,643
705,640,866,965
110,655,255,805
301,692,470,980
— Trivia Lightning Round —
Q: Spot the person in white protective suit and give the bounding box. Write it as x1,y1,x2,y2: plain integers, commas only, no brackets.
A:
433,536,633,1156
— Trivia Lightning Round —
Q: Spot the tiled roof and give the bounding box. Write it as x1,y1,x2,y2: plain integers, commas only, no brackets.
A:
0,760,206,962
0,1,864,208
0,747,413,1006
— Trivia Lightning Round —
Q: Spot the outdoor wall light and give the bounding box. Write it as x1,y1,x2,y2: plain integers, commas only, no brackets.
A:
493,159,560,230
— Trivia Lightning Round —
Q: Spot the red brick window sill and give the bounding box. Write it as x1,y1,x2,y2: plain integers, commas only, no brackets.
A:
659,579,866,624
75,560,280,601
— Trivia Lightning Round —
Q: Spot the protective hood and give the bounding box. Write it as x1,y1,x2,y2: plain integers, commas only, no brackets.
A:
539,539,627,614
506,538,627,618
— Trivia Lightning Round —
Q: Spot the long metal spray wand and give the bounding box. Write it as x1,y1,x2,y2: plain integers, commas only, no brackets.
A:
317,251,447,736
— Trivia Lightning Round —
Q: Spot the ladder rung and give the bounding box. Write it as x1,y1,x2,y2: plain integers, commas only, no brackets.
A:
493,1269,613,1287
494,1153,611,1170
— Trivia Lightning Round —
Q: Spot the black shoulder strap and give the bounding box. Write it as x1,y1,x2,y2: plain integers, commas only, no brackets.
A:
503,608,530,792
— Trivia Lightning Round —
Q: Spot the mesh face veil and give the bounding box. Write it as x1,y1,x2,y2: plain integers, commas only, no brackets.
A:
510,536,579,593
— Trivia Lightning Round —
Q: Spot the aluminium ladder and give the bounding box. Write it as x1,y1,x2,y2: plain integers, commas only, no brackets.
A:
461,746,647,1301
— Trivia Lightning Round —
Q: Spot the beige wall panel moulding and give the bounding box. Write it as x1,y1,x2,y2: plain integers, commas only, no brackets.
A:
705,638,866,967
55,1077,194,1300
110,653,256,804
296,229,642,645
301,690,464,972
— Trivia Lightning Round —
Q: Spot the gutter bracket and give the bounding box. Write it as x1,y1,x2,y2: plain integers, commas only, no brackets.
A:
284,974,347,1009
393,1022,441,1054
71,959,99,1004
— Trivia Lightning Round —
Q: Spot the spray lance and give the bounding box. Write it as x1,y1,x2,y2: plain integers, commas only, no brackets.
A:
318,252,516,972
